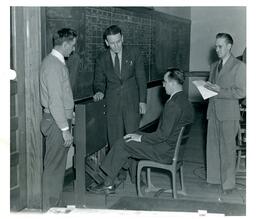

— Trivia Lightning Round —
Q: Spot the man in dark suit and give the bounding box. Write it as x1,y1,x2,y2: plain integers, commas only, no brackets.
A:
93,25,147,182
90,68,194,193
204,33,246,194
40,28,77,211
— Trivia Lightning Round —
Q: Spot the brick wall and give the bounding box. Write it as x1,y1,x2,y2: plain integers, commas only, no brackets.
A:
43,7,190,99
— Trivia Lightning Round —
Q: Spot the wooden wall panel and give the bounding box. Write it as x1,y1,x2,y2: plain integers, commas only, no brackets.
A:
10,131,17,153
10,167,18,188
10,95,16,117
23,7,43,209
10,7,27,211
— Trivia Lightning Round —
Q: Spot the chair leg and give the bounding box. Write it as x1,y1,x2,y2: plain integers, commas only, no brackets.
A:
137,163,143,197
147,168,152,189
180,166,186,195
145,168,159,193
172,172,177,199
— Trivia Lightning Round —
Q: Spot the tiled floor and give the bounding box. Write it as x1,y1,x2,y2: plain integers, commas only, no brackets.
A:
61,103,246,212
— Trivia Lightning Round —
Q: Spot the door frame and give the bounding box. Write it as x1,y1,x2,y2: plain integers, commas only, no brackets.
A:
10,7,43,210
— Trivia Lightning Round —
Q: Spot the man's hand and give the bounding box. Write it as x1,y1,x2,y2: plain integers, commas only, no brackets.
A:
62,130,73,147
139,102,147,114
93,92,104,102
124,133,142,143
204,81,220,93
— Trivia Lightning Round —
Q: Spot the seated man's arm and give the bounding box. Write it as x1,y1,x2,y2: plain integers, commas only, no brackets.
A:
141,103,182,144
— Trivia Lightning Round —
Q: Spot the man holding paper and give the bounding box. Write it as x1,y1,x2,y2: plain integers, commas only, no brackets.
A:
204,33,246,194
192,80,218,100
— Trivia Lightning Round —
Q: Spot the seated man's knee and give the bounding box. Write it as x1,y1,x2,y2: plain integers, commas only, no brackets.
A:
112,138,125,150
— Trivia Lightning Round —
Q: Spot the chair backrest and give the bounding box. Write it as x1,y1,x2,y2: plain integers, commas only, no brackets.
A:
172,124,192,164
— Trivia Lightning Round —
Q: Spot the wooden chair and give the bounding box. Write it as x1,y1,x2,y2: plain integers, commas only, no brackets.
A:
136,124,192,199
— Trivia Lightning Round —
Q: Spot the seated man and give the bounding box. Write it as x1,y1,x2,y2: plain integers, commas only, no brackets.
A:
90,68,194,193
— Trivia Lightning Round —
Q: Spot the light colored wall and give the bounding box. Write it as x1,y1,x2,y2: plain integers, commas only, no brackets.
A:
154,7,246,71
154,7,191,19
190,7,246,71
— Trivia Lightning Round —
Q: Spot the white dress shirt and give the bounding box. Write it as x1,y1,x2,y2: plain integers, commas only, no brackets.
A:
51,49,66,65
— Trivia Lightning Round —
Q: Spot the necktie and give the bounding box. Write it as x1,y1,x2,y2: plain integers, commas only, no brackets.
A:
114,53,121,77
218,60,223,72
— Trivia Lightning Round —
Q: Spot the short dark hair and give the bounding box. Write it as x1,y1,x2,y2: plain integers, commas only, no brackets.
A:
166,68,185,85
216,33,233,45
53,28,77,46
103,25,122,40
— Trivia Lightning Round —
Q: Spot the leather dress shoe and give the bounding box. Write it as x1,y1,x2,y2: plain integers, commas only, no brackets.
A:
88,182,116,194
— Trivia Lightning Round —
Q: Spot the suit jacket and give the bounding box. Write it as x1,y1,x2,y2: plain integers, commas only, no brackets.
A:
40,54,74,129
94,46,147,115
207,54,246,121
141,91,194,147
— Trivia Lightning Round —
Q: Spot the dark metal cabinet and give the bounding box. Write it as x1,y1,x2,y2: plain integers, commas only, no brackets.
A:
74,99,107,207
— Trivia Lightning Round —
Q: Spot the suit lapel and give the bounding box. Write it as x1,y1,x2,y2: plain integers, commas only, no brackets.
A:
107,50,114,71
121,47,129,79
217,55,235,81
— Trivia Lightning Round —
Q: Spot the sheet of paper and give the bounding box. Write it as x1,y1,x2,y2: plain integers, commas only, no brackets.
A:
192,80,218,100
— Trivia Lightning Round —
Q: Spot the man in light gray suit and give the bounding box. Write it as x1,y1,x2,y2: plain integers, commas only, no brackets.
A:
204,33,246,194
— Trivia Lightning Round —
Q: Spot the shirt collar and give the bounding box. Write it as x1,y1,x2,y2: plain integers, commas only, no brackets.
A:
110,49,122,60
51,49,65,65
221,53,231,66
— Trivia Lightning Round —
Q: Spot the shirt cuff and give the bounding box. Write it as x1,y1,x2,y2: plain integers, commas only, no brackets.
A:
61,127,69,131
138,135,142,142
